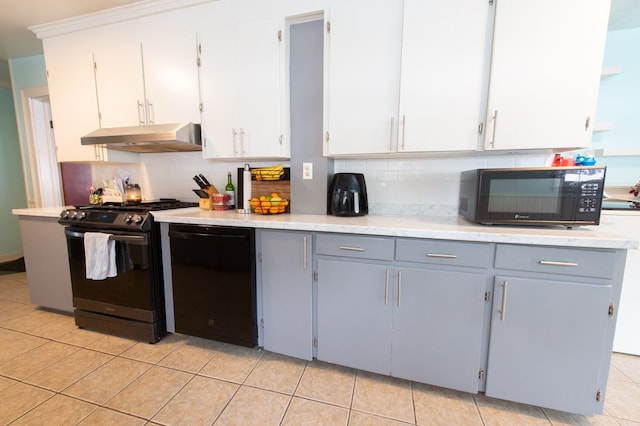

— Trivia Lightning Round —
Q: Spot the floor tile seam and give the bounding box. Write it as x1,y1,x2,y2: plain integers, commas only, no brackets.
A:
53,389,151,424
349,408,416,425
0,344,84,382
147,371,200,424
5,386,61,425
209,380,244,425
471,393,489,426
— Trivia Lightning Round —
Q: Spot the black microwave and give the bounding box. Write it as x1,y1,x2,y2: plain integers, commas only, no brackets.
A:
459,166,606,226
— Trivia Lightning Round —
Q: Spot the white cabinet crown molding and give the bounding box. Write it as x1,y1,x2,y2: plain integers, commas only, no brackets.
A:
29,0,215,39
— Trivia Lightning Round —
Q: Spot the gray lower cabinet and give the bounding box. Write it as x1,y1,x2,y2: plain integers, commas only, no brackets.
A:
316,234,489,393
391,267,487,393
18,215,73,312
316,258,393,374
486,244,620,415
259,230,313,360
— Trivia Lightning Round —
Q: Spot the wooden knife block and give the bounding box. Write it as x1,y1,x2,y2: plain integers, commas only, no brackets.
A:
198,185,218,210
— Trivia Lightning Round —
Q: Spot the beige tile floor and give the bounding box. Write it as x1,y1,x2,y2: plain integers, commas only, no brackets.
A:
1,272,639,425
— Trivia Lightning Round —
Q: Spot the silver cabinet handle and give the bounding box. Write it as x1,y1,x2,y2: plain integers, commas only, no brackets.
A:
232,128,239,155
303,236,308,271
500,280,508,321
147,100,155,124
137,100,145,125
397,271,402,307
489,109,498,148
539,260,578,267
384,269,389,305
427,253,457,259
240,128,246,154
389,116,394,151
400,114,406,151
339,246,365,252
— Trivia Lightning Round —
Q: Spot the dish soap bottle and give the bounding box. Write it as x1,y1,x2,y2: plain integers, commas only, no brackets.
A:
225,172,235,209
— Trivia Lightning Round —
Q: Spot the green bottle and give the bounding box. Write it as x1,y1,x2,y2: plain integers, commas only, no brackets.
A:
225,172,235,209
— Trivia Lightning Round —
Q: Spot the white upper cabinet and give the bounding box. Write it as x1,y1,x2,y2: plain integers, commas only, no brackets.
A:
94,29,201,129
43,36,137,163
484,0,611,151
324,0,403,156
398,0,489,153
200,8,287,159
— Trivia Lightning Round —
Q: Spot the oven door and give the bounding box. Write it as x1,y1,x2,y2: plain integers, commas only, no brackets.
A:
64,227,157,322
477,168,580,225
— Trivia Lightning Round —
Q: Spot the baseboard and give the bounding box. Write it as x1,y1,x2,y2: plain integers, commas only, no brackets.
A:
0,252,24,263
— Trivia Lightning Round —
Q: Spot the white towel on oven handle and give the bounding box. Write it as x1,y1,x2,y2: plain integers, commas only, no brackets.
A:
84,232,117,280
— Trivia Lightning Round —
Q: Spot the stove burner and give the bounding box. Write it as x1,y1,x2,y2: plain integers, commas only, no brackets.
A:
60,199,197,231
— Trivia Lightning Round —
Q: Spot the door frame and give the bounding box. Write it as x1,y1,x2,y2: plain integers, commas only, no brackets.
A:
20,86,63,208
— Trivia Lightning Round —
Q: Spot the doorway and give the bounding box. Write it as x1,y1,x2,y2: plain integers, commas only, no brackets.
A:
20,86,63,207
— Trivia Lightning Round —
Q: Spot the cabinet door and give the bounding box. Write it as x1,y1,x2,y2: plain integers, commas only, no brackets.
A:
391,267,486,393
200,16,285,159
44,39,102,162
260,231,313,360
484,0,611,150
485,276,612,415
142,32,202,125
94,43,145,128
398,0,488,152
317,258,392,375
324,0,403,155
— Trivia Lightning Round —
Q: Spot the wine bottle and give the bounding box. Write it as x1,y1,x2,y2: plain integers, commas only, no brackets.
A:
225,172,235,209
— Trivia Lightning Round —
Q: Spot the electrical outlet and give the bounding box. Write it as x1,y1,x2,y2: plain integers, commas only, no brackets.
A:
303,162,313,180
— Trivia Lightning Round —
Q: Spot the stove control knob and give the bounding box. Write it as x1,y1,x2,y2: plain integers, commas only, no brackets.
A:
59,210,70,219
132,215,144,225
69,210,78,219
124,214,133,224
77,211,87,220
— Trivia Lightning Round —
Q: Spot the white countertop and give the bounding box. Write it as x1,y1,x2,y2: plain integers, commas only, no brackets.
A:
152,208,638,250
13,206,637,249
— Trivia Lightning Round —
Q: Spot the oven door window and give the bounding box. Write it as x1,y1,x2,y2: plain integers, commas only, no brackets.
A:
65,230,154,310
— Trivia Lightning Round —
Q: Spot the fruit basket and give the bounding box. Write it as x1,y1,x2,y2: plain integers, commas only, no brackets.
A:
249,193,289,214
251,164,285,181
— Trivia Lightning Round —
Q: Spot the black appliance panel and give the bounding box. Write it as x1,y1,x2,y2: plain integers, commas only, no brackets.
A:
328,173,369,216
169,224,257,348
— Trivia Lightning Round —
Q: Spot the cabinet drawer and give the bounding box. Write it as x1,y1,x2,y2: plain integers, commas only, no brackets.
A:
396,239,492,268
315,234,395,261
495,244,616,279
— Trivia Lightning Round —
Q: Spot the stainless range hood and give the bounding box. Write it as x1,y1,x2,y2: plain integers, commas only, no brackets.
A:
81,122,201,153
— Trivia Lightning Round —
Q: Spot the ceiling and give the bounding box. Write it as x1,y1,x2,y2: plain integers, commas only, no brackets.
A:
0,0,639,62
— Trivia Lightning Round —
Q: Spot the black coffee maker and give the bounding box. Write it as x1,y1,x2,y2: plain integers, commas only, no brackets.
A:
328,173,368,216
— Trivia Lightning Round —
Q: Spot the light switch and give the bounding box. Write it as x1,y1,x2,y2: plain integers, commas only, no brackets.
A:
303,162,313,180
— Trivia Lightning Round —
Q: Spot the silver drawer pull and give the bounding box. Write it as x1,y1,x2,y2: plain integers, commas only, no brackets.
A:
339,246,365,252
427,253,457,259
538,260,578,267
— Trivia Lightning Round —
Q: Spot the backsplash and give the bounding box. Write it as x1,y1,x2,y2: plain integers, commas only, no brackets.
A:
92,151,553,217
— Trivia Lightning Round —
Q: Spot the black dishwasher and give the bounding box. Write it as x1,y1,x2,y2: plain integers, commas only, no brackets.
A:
168,224,257,347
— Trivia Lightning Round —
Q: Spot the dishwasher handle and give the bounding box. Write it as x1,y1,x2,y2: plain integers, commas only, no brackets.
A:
168,229,249,241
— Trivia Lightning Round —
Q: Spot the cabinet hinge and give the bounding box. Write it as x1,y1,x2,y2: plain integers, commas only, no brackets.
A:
49,120,54,129
278,30,282,42
197,57,201,67
313,271,318,282
478,122,484,135
489,0,494,5
93,61,97,71
478,369,484,380
258,252,263,263
596,389,602,402
585,116,591,131
326,21,331,33
608,302,615,317
260,318,264,328
484,291,490,302
279,134,283,145
199,103,203,112
325,131,330,143
198,43,202,54
313,337,318,348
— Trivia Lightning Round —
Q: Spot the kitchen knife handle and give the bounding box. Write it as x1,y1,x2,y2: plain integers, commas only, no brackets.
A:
199,174,211,187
